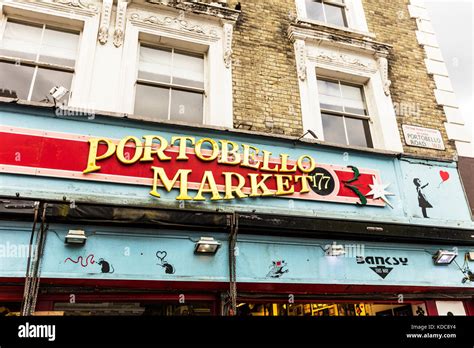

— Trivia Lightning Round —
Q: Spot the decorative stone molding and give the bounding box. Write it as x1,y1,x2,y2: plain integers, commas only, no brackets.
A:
376,55,392,96
53,0,98,11
315,50,373,70
146,0,240,22
223,22,233,69
98,0,112,44
113,0,128,47
129,12,219,38
288,24,390,58
294,39,307,81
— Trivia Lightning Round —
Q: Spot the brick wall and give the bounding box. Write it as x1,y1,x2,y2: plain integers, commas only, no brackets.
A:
230,0,303,136
229,0,456,159
362,0,456,159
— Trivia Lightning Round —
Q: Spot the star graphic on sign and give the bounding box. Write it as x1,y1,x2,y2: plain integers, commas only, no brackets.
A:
366,176,395,208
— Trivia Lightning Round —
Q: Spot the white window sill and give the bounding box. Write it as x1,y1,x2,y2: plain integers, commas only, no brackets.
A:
296,17,376,40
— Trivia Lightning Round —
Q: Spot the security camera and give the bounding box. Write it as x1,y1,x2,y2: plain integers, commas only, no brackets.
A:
49,86,69,101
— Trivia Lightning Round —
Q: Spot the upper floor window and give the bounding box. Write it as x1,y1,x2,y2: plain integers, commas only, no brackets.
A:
0,19,79,103
134,44,205,124
318,78,373,148
305,0,348,27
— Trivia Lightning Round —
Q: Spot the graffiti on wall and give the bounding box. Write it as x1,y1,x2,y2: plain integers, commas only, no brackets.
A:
64,254,114,273
156,251,175,274
266,260,289,278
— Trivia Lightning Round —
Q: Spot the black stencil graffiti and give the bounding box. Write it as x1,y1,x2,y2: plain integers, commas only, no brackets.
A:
97,258,114,273
413,178,433,218
156,251,175,274
266,260,289,278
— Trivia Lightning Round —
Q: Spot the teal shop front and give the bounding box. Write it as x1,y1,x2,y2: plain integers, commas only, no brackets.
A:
0,103,473,316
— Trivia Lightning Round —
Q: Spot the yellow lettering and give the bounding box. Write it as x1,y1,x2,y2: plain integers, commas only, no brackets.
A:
83,138,116,174
297,155,316,173
249,174,274,197
141,135,172,162
150,167,192,200
116,136,143,164
295,175,313,194
223,172,248,200
275,175,294,196
194,171,223,201
218,140,241,165
195,138,219,162
279,154,297,173
242,144,260,169
260,150,279,172
171,136,195,161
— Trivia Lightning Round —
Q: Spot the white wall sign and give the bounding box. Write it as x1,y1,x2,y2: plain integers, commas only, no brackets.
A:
402,125,445,150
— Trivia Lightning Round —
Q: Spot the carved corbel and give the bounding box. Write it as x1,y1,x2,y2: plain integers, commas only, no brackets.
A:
294,39,307,81
98,0,113,44
376,54,392,96
114,0,128,47
223,22,233,69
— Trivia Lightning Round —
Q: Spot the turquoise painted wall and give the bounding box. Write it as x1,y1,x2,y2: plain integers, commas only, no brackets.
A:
0,105,473,230
0,221,472,288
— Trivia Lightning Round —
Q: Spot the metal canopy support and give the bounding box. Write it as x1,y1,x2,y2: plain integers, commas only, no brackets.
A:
20,202,48,316
227,212,238,316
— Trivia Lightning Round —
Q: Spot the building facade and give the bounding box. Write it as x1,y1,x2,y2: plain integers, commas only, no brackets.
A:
0,0,473,316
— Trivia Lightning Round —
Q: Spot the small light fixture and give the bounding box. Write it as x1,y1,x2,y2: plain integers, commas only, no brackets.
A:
194,237,221,255
325,243,346,257
65,230,87,245
433,250,457,265
49,85,69,106
296,129,318,143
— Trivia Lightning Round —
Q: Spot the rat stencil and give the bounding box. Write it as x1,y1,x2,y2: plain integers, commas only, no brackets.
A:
156,251,175,274
97,258,114,273
266,260,289,278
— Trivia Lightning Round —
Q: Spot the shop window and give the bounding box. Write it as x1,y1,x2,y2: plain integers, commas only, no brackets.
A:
53,302,212,316
134,44,205,124
0,19,79,103
237,302,424,317
317,78,373,148
304,0,348,27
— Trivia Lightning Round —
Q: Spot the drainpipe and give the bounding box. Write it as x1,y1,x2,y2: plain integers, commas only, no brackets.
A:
21,202,48,316
227,212,238,316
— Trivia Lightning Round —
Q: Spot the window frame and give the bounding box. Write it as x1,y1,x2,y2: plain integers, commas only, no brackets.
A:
304,0,349,28
317,77,374,148
0,16,81,103
135,42,207,124
119,14,234,128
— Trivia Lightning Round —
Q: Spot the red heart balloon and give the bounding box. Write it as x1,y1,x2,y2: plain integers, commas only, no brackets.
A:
440,170,450,182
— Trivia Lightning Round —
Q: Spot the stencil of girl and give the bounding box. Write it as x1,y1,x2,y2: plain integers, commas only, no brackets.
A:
413,178,432,218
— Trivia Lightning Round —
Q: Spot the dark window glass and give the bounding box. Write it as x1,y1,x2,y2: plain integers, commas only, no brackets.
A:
31,68,73,103
134,84,169,120
0,62,35,99
321,113,346,144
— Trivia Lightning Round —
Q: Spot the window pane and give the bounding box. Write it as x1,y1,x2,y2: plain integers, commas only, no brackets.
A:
0,62,35,99
170,89,203,124
341,84,367,115
138,46,172,83
322,113,346,145
134,84,169,120
0,21,42,60
324,3,347,27
172,50,204,88
39,27,79,67
345,117,373,148
318,79,343,111
305,0,325,22
30,68,73,103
